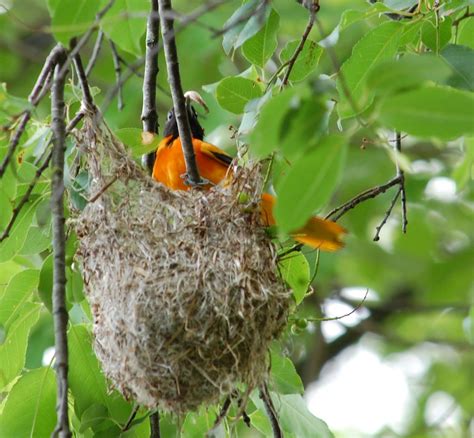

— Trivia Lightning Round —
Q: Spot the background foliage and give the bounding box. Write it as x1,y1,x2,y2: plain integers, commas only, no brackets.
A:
0,0,473,437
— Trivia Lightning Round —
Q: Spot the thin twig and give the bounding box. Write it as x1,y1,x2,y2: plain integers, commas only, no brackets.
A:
150,411,161,438
158,0,202,186
395,132,408,233
280,1,319,88
85,30,104,76
142,0,160,174
122,405,140,432
308,288,369,322
108,39,124,110
50,47,71,438
0,150,52,242
373,187,401,241
259,383,282,438
71,40,95,111
325,176,402,221
210,397,232,432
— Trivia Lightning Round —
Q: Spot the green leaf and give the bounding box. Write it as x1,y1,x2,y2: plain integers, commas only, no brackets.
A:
278,394,333,438
216,77,262,114
48,0,99,45
452,137,474,190
337,21,404,119
0,197,38,263
337,3,393,31
242,9,280,68
421,15,452,53
0,269,41,388
0,84,33,124
249,87,298,157
38,254,53,311
19,226,51,255
280,39,322,82
68,170,89,211
279,97,329,159
467,306,474,344
222,0,271,54
441,44,474,91
0,189,12,231
0,269,39,324
101,0,147,56
275,135,347,232
458,17,474,49
378,86,474,140
68,324,131,422
253,392,333,438
0,367,57,437
182,410,216,438
278,251,310,305
0,303,41,389
366,54,452,94
270,351,304,394
79,403,111,433
116,128,161,158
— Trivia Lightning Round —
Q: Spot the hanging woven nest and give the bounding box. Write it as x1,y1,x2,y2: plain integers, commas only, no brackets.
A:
72,116,290,413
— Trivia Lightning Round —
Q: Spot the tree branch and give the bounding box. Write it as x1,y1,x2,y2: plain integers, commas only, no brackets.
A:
325,176,402,221
281,1,319,88
158,0,202,186
395,132,408,233
85,30,104,76
50,47,71,438
373,187,401,241
259,383,282,438
150,411,161,438
108,39,125,110
71,40,95,111
142,0,160,174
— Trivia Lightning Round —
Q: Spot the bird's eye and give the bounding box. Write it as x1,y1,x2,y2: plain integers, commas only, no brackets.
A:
167,111,173,121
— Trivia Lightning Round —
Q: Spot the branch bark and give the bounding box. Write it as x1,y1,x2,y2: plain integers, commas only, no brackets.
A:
325,175,402,221
158,0,202,186
149,410,161,438
259,383,283,438
50,47,71,438
109,39,125,110
142,0,160,174
281,1,319,88
85,30,104,76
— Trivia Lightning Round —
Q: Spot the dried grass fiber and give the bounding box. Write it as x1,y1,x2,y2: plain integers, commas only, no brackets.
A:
73,117,290,413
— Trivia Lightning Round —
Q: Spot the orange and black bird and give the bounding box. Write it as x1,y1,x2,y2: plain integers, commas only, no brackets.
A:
149,92,346,251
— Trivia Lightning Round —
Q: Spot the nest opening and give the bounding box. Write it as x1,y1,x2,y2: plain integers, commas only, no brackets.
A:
73,117,290,413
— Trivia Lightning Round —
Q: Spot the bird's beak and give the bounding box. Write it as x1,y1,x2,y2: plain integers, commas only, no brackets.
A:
184,90,209,114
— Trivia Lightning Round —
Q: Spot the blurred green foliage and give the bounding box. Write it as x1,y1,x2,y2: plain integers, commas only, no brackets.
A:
1,0,473,437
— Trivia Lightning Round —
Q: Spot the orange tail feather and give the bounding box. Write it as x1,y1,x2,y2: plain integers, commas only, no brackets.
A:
260,193,346,251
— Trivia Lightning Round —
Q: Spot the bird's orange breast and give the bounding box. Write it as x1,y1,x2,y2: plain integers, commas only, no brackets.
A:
152,137,230,190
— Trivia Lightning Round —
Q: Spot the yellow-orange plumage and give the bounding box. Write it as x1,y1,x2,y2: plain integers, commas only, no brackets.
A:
153,136,346,251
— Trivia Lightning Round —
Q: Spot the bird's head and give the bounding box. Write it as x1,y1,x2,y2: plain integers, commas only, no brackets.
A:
163,91,208,141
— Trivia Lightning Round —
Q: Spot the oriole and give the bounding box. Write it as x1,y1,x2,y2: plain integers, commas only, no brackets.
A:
150,93,346,251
